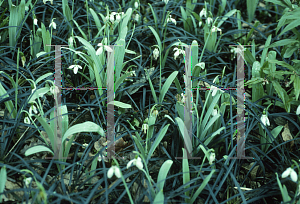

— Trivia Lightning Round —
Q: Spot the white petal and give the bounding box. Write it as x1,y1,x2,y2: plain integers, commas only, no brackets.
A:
114,167,121,178
105,45,113,52
74,67,78,74
296,105,300,115
127,160,134,169
96,47,103,55
24,117,30,124
290,169,298,182
69,65,75,69
282,168,291,178
107,167,114,178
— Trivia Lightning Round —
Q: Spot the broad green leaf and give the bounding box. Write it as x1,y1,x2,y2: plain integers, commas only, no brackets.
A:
157,160,173,192
147,124,170,162
0,165,6,203
108,101,132,109
182,148,190,203
33,115,55,148
247,0,259,23
267,39,299,48
153,189,164,204
260,35,272,66
294,75,300,101
35,72,53,85
265,126,284,153
0,82,17,119
132,135,146,160
148,26,162,51
175,117,192,154
159,71,178,103
62,121,104,144
25,145,54,156
217,9,237,28
283,46,298,58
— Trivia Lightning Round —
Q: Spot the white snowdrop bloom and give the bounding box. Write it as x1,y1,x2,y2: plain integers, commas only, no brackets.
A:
127,157,143,170
110,14,114,23
162,0,169,4
296,105,300,115
153,48,159,60
29,104,38,115
199,21,202,27
199,8,207,18
173,47,184,60
107,166,121,178
98,154,105,162
212,26,222,34
49,18,56,29
24,117,30,125
152,109,159,117
260,114,270,127
69,65,82,74
282,167,298,182
206,17,213,25
24,177,32,187
135,14,140,22
115,13,121,22
34,18,38,26
211,109,218,117
142,123,148,134
167,15,176,25
134,1,139,9
209,152,215,165
96,43,113,55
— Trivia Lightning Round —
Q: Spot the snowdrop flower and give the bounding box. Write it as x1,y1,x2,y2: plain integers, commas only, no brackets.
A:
167,15,176,25
110,14,115,23
173,47,185,60
134,1,139,9
162,0,169,4
29,104,38,115
98,154,106,162
199,21,202,27
69,65,82,74
260,114,270,127
96,43,113,55
206,17,213,25
34,18,38,26
142,123,148,134
209,152,215,165
24,117,30,125
282,167,298,182
107,166,122,178
296,105,300,115
135,14,140,22
211,109,218,117
127,156,143,170
24,177,32,187
49,18,56,29
153,48,159,60
115,13,121,22
199,8,207,18
212,26,222,35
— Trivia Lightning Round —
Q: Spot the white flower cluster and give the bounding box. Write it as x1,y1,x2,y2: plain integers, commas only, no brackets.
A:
167,15,176,25
173,47,185,60
105,12,125,24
